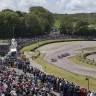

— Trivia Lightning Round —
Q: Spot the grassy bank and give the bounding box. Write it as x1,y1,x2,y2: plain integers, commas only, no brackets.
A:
69,55,96,69
31,53,96,91
69,52,96,69
30,50,40,57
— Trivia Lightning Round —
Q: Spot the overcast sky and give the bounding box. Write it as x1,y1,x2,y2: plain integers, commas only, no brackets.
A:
0,0,96,14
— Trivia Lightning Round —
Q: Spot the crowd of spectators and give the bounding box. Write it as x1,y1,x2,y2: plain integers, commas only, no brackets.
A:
4,34,96,51
1,34,96,96
16,34,68,50
0,54,96,96
0,57,55,96
14,34,95,50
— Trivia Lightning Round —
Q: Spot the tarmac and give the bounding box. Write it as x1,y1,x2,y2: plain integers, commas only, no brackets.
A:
37,41,96,78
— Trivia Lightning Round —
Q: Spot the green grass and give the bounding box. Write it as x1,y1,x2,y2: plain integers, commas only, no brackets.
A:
69,54,96,69
54,20,61,27
72,22,76,26
89,23,96,26
0,40,5,43
32,53,96,91
21,38,89,52
30,51,40,57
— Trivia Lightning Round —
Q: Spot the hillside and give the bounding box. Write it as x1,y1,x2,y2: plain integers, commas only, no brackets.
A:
54,13,96,27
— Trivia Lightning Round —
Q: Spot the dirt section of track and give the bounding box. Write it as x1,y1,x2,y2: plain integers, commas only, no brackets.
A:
37,41,96,78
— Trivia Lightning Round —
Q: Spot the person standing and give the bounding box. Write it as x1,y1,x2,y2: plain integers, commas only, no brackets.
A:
34,74,39,84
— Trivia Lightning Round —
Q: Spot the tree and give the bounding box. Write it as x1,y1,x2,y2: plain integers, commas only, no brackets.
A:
0,10,20,38
73,21,89,36
60,14,73,34
25,13,44,37
16,11,26,17
15,17,27,37
0,7,54,38
73,26,89,36
29,6,54,33
75,21,89,29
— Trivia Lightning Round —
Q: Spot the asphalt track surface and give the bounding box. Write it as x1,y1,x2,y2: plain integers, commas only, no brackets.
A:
24,52,44,72
37,41,96,78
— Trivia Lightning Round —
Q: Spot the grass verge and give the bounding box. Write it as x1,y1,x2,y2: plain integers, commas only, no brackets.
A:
30,50,40,57
32,53,96,91
69,53,96,69
69,55,95,68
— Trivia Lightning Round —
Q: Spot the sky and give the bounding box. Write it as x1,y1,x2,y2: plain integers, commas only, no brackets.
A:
0,0,96,14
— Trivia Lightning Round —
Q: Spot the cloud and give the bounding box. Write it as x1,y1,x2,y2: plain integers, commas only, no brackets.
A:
18,0,47,11
56,0,96,13
67,0,84,10
0,0,96,13
0,0,15,10
0,0,47,12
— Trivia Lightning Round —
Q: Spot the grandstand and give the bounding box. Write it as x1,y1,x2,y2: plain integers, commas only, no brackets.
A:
0,43,9,56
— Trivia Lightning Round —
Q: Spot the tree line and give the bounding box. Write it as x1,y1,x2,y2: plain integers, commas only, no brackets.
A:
0,6,54,39
54,13,96,24
59,14,96,36
0,6,96,39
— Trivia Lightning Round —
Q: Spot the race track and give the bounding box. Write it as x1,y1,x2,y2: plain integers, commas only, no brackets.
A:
37,41,96,77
